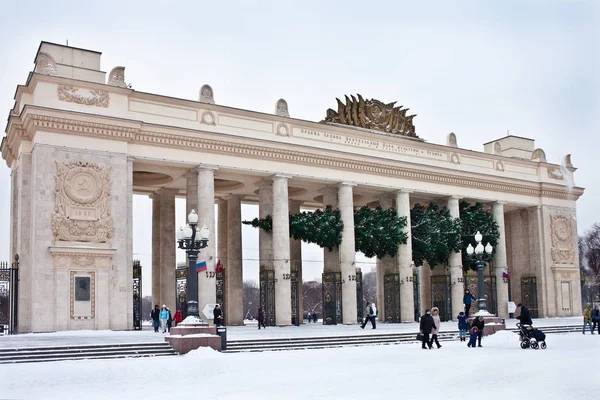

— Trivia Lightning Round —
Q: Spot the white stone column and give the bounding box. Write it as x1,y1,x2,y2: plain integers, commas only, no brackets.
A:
419,262,432,314
226,195,243,325
376,195,394,321
322,187,339,272
272,175,291,326
338,182,357,324
447,196,464,320
197,167,217,319
396,190,415,322
158,188,177,312
151,194,161,308
186,171,198,217
289,199,303,320
258,180,273,269
493,202,509,319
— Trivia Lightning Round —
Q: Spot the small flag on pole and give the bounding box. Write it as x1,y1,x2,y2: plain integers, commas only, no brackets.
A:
215,259,223,273
502,271,509,279
196,260,207,272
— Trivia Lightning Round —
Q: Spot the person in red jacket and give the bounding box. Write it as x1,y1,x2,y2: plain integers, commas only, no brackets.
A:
173,309,183,326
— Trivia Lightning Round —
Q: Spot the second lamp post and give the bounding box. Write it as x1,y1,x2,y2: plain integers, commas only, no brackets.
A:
466,231,493,314
177,209,209,319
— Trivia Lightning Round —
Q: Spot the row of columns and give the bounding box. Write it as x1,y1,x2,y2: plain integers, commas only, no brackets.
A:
151,167,509,325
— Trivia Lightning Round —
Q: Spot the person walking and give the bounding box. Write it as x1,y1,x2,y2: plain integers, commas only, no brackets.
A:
463,289,477,317
150,304,160,333
516,303,533,325
472,315,485,347
166,308,173,333
430,307,442,349
257,307,266,329
307,311,312,323
173,309,183,327
213,304,223,327
457,311,467,341
467,326,479,348
361,302,377,329
583,305,593,334
159,305,169,333
312,312,318,323
592,306,600,334
419,309,435,349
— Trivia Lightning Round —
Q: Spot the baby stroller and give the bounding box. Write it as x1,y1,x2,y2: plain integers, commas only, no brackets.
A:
516,323,547,349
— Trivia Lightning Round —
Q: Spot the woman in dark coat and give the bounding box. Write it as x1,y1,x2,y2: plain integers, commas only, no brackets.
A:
419,309,435,349
472,316,485,347
213,304,223,327
257,307,266,329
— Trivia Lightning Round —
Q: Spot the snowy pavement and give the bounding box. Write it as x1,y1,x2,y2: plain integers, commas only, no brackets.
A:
1,330,598,399
0,317,584,348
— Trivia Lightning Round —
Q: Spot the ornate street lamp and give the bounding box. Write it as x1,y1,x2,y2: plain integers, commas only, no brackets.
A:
176,209,209,319
466,231,493,313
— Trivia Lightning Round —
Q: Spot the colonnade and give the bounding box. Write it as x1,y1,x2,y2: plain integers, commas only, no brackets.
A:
150,168,511,326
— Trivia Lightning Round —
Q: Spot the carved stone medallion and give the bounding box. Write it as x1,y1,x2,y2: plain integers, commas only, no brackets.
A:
550,215,574,265
52,161,113,243
57,85,109,108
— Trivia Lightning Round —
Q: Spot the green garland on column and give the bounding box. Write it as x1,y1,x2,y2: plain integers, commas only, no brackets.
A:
354,205,408,259
411,203,462,268
459,201,500,271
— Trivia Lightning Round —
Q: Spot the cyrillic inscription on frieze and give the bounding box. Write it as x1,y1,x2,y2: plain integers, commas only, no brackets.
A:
52,161,113,243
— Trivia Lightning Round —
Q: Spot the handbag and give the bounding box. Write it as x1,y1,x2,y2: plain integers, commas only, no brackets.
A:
416,332,424,341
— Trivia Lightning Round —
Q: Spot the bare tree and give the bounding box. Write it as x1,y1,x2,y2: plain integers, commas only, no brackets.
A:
243,280,260,319
142,296,153,320
362,271,377,306
303,280,322,315
584,223,600,276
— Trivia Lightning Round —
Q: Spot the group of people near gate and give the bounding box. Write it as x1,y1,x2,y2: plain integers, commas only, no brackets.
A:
150,305,183,333
583,304,600,334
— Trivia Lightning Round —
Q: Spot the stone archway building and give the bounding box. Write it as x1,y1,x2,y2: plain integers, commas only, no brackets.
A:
2,42,584,332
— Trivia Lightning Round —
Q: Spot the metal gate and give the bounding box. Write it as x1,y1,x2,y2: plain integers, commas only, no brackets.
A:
463,275,497,315
322,271,342,325
356,269,363,323
176,265,188,317
0,255,19,334
413,269,420,321
430,274,452,322
521,277,538,318
259,268,276,326
291,265,300,326
216,266,225,318
132,260,142,330
384,273,401,323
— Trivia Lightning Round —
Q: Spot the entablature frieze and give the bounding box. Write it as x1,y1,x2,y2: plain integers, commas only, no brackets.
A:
3,110,584,202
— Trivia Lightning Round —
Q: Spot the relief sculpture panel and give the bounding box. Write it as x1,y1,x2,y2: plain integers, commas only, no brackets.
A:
52,161,113,243
550,215,574,265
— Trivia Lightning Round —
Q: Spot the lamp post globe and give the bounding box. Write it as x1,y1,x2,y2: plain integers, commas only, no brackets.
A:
468,231,493,314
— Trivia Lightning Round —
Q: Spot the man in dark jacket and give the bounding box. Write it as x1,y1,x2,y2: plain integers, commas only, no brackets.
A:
419,309,435,349
150,305,160,333
463,289,477,317
472,316,485,347
516,303,533,325
213,304,223,327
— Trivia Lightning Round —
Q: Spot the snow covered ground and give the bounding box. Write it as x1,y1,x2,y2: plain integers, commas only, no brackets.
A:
0,317,584,348
1,330,598,399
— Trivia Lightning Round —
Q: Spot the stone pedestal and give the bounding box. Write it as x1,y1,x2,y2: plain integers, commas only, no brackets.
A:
467,313,506,337
165,323,221,354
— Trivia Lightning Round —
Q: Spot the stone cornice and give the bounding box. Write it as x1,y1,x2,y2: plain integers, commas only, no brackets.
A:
4,110,584,201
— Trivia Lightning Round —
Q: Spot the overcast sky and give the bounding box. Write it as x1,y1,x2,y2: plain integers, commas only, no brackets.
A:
0,1,598,296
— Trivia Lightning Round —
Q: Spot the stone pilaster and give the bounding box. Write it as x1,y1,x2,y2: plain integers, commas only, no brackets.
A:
419,262,432,314
16,153,32,332
151,194,161,309
197,167,217,319
272,175,291,326
217,199,228,266
289,199,303,319
492,202,509,319
447,196,464,320
126,157,134,328
396,190,415,322
158,188,177,312
376,195,394,321
258,180,273,269
338,182,357,324
322,187,339,272
226,195,243,325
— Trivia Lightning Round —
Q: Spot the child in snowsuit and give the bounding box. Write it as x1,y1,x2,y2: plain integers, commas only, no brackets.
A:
457,311,467,341
467,327,478,348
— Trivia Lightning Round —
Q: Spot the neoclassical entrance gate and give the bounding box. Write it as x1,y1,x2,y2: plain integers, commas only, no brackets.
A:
132,260,142,330
322,271,342,325
431,274,452,321
384,273,401,323
259,268,276,326
521,277,539,318
0,255,19,334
